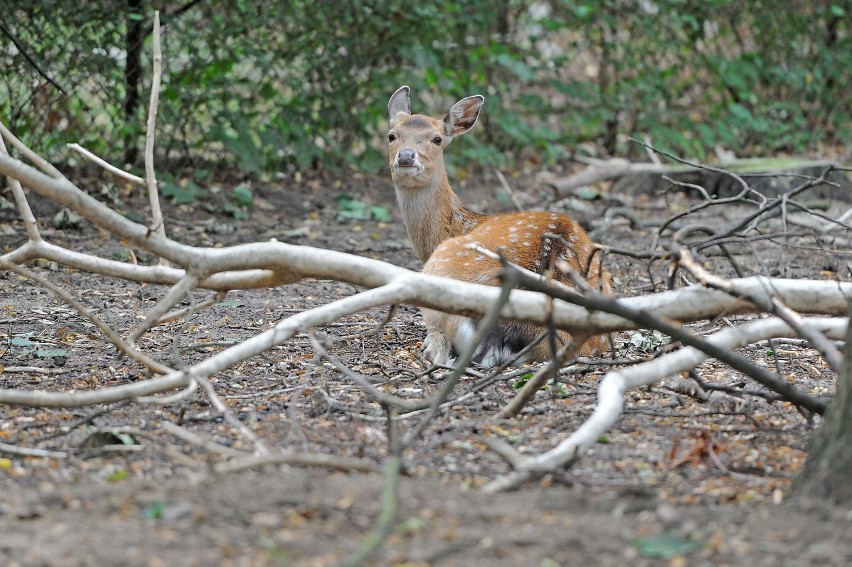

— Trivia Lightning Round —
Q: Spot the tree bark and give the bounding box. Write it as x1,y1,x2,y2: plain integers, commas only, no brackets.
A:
791,311,852,503
123,0,144,167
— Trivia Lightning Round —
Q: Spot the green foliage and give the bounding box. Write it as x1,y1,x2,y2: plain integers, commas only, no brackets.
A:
36,348,68,358
223,184,254,219
144,502,165,520
632,532,703,558
336,195,391,222
3,1,847,176
160,180,207,204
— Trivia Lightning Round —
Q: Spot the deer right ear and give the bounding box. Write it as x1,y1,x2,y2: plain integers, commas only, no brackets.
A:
444,95,484,137
388,86,411,127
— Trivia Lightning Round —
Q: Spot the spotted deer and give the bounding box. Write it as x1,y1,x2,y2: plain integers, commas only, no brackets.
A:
387,86,611,366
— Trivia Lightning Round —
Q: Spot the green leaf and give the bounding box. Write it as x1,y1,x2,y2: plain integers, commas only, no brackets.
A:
36,348,68,358
336,195,370,221
161,181,207,204
233,185,254,209
223,201,250,220
369,205,391,222
11,337,34,347
106,469,129,482
145,502,165,519
512,372,535,390
632,533,702,558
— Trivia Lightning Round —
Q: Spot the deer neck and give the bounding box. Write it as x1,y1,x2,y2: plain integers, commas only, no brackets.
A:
394,171,486,263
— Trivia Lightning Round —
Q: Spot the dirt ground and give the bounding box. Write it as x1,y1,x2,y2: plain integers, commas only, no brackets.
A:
1,167,850,566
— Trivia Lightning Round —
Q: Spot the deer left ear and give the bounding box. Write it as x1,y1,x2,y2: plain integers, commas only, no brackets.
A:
388,86,411,127
443,95,484,137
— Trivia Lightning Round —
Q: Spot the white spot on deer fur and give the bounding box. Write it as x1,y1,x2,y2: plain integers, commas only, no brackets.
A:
523,241,531,246
477,345,516,367
547,223,556,229
455,319,476,352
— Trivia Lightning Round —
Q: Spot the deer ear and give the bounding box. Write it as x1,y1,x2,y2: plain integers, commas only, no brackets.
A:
443,95,484,137
388,86,411,127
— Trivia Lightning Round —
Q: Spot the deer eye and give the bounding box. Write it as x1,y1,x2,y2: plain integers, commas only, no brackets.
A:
432,136,443,145
387,133,395,142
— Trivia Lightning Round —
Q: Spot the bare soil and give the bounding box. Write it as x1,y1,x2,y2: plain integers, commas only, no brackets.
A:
1,169,850,566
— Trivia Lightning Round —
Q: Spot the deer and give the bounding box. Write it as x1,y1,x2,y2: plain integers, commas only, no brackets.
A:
387,85,611,367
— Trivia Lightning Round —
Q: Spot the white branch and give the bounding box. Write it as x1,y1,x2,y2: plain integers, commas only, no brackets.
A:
1,151,850,334
145,11,166,243
0,281,409,407
482,316,848,492
0,134,41,241
66,143,146,185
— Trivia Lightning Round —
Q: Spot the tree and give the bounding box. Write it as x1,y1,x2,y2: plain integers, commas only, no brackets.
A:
792,312,852,503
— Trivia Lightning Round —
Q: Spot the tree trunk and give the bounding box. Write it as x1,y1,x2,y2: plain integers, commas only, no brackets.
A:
123,0,144,167
791,312,852,503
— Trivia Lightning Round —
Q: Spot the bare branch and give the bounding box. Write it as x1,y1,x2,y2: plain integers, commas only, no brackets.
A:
483,316,847,492
676,246,845,371
145,11,167,244
66,143,146,185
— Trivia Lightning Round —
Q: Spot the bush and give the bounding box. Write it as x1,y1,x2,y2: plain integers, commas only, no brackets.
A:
1,0,847,177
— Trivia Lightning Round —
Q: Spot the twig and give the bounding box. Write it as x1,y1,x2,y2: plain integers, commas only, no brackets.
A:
495,331,591,419
676,246,844,372
195,375,269,456
0,366,68,375
0,135,41,241
145,11,167,246
128,273,201,344
494,169,523,211
137,380,198,405
483,316,846,492
159,420,250,458
309,334,429,412
482,436,527,469
66,143,146,185
340,305,398,340
32,400,132,443
503,261,830,415
214,453,382,475
0,283,408,407
403,269,520,448
0,442,68,459
0,22,66,94
335,408,402,567
0,120,63,178
0,257,173,375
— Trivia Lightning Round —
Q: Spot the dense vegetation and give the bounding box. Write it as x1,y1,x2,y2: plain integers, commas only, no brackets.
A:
2,1,848,176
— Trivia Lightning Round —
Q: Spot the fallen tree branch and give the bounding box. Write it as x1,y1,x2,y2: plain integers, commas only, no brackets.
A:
538,157,682,199
675,246,845,371
482,316,847,492
500,261,832,416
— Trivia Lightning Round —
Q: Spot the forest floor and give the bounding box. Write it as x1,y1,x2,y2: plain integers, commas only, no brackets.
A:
1,166,850,566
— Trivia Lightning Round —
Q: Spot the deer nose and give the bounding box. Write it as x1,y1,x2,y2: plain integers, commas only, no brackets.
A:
396,149,417,167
